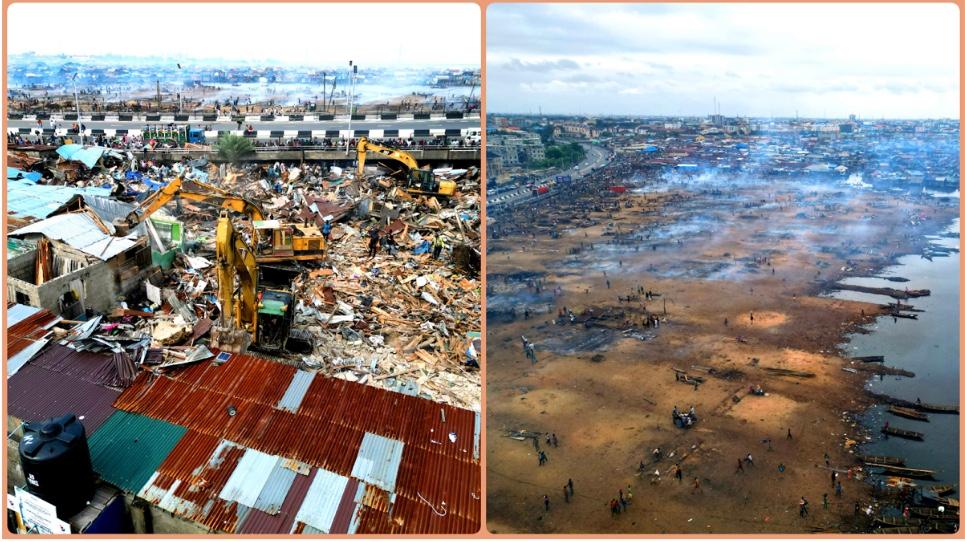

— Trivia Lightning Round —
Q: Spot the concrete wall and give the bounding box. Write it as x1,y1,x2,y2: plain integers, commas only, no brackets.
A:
7,259,113,317
7,250,36,282
107,241,153,300
124,494,208,535
7,240,154,316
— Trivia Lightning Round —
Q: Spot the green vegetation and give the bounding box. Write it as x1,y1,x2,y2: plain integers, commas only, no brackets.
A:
533,142,585,170
215,134,254,163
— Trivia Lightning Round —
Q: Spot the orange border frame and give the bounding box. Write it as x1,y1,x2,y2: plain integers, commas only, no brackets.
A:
3,0,964,539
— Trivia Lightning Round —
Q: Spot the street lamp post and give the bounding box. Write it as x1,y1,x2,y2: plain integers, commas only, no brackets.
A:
177,63,183,113
346,61,357,153
71,72,83,144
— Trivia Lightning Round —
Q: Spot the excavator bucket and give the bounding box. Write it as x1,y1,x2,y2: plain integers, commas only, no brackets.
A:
211,323,252,354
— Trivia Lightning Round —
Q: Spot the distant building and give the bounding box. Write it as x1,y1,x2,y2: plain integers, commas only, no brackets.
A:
552,122,600,139
487,131,545,167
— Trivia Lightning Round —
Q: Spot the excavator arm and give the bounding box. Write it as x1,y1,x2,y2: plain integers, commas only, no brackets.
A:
214,211,259,351
356,137,421,177
115,177,265,235
355,137,457,197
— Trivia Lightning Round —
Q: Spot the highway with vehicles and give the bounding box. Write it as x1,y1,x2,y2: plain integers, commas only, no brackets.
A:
487,142,612,210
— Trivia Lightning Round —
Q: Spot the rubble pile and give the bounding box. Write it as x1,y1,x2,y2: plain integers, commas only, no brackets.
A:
8,144,481,410
164,164,481,408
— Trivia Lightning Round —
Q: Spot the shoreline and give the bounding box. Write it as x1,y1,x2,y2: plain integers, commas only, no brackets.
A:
486,166,958,534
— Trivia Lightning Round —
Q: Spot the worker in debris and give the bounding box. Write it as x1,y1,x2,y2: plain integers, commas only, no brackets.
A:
367,227,381,259
432,234,447,260
322,219,332,241
383,231,399,257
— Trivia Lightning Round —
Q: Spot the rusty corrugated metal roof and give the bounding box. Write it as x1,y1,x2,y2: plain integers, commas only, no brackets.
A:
7,304,61,375
238,468,316,534
112,351,479,534
137,431,248,533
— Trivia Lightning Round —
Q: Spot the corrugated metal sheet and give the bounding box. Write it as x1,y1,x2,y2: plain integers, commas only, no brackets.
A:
87,410,187,492
10,212,140,261
6,179,112,222
251,458,297,514
112,350,480,534
7,363,120,434
351,432,404,492
238,468,315,534
7,341,49,377
473,411,481,461
276,370,314,412
292,468,350,533
7,304,42,327
329,478,361,534
137,433,249,533
218,448,277,508
25,343,127,388
7,305,61,375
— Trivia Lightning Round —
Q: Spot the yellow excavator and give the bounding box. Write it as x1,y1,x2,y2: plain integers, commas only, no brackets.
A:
114,177,314,353
210,211,306,353
356,137,457,197
113,177,326,263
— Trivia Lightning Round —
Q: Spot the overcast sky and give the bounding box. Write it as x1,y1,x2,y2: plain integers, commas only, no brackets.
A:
487,3,959,119
8,3,480,68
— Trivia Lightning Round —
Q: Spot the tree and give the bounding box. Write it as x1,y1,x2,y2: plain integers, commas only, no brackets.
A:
215,134,253,163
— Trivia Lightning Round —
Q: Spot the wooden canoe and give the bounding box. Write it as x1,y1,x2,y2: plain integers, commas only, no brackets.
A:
872,527,919,534
915,402,960,415
920,495,959,509
852,355,885,363
874,515,922,528
909,507,960,520
927,484,957,496
889,405,930,421
864,463,935,479
857,454,905,466
882,426,924,440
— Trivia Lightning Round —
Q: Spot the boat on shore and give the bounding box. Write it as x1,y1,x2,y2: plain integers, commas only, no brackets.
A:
920,494,960,509
888,405,930,421
857,454,905,466
864,463,936,479
915,402,959,415
882,425,924,440
926,484,957,496
909,507,960,520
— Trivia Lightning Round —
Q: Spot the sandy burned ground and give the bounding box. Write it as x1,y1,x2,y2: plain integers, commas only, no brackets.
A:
485,175,957,534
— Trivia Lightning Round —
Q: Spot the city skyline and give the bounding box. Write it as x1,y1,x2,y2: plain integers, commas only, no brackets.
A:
7,3,481,68
487,3,960,119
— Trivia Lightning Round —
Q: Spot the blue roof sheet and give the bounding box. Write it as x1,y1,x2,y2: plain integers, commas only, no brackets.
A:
7,179,112,221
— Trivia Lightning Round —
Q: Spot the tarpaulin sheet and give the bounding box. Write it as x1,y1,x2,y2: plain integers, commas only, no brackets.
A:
7,167,42,182
56,144,124,169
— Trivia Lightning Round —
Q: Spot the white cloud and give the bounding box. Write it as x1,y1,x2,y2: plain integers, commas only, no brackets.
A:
8,3,480,67
487,3,959,118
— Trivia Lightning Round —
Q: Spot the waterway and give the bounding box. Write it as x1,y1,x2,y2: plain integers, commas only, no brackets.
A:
830,217,960,498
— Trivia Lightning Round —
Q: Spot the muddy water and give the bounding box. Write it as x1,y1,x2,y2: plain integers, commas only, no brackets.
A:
830,218,960,497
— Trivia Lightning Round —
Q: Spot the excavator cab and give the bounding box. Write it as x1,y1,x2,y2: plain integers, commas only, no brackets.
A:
253,265,312,354
252,220,295,258
255,287,294,351
407,168,457,197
